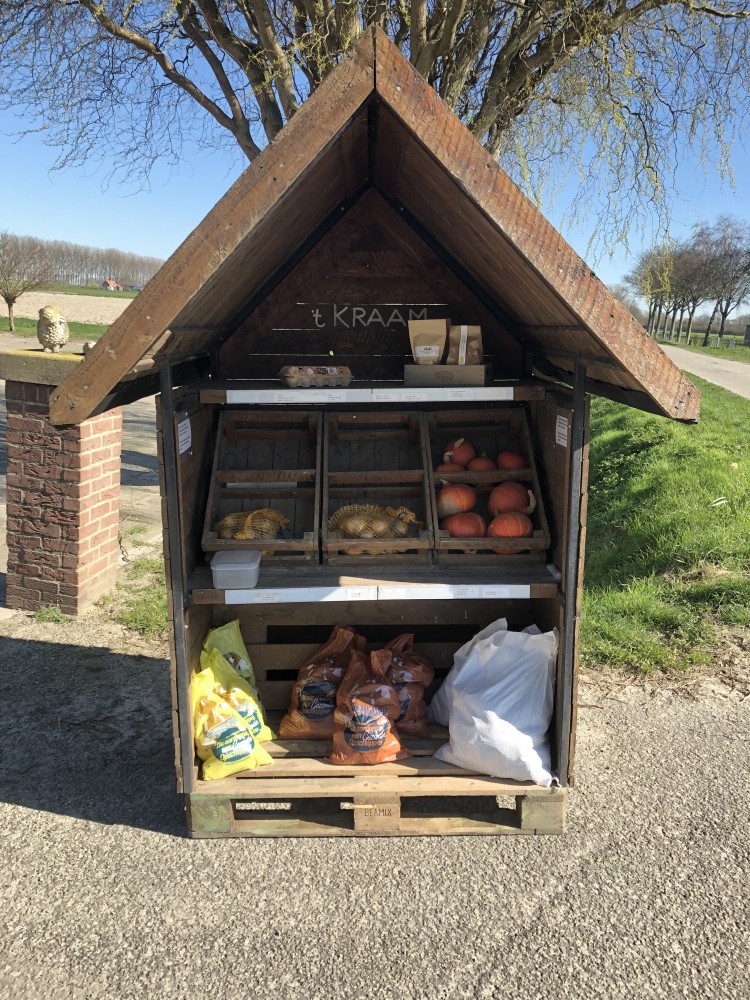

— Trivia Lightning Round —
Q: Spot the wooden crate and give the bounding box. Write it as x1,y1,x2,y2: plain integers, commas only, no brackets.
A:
322,411,434,564
202,410,322,562
424,408,551,565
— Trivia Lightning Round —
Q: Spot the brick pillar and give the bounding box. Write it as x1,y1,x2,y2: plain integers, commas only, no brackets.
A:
4,381,122,615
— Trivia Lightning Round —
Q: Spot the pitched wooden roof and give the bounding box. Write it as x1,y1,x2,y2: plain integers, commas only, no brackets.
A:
50,27,699,425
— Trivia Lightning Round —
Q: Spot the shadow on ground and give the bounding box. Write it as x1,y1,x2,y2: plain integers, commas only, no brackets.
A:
0,635,185,837
120,447,160,487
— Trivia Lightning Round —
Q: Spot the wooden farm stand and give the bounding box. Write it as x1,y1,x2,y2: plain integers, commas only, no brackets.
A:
50,29,699,838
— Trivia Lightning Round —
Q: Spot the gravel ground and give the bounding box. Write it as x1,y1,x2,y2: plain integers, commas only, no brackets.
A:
12,291,130,326
1,603,749,1000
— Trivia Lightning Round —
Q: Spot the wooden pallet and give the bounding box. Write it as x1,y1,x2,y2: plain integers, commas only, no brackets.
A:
186,755,567,838
322,411,434,564
182,619,566,838
202,410,322,562
425,408,551,565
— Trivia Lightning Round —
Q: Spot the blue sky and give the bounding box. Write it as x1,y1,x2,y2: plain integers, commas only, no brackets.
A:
1,104,748,289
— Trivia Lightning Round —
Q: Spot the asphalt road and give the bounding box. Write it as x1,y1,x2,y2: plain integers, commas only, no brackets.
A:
661,345,750,401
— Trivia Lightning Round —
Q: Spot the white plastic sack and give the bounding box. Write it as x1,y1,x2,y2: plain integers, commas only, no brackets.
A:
428,618,508,726
433,621,559,786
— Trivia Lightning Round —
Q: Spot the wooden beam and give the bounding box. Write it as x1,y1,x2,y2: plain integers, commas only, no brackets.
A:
49,30,377,425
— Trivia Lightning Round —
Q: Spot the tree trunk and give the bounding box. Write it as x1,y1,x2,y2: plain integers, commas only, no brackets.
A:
653,301,663,336
686,307,696,343
661,306,670,338
676,306,685,341
668,306,678,340
717,302,730,340
702,302,719,346
8,301,14,333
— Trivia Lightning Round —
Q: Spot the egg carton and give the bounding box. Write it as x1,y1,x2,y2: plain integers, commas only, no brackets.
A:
279,365,352,388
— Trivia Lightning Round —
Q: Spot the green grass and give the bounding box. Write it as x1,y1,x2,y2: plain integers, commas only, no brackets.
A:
582,376,750,673
33,605,71,624
123,522,149,540
99,552,168,638
118,580,169,637
41,282,138,299
659,340,750,364
1,316,109,340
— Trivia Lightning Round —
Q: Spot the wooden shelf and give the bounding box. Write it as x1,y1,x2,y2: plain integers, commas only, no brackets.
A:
189,563,561,604
199,380,545,406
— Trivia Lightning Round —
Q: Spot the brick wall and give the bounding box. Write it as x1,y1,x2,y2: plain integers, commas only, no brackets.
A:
5,381,122,614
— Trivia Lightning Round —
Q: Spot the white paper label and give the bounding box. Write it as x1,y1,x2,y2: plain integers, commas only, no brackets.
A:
415,345,441,358
273,391,299,403
345,587,378,601
403,392,428,402
372,389,395,402
177,417,191,454
449,585,481,599
378,586,410,601
458,325,468,364
447,389,471,400
480,585,531,599
555,414,569,448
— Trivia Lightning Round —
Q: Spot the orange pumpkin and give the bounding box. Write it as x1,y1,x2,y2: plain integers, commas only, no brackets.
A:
496,450,527,470
487,512,533,553
435,462,466,473
466,455,496,471
436,483,476,519
440,512,487,538
488,482,536,516
443,438,476,466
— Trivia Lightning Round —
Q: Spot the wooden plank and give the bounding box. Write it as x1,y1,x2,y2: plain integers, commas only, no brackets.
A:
176,403,215,586
353,795,401,834
197,770,557,798
265,736,445,758
518,791,567,833
50,30,377,424
222,755,470,778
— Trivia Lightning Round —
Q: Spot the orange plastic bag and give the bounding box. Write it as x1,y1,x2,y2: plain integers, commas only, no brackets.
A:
329,648,411,765
385,634,435,739
278,625,364,739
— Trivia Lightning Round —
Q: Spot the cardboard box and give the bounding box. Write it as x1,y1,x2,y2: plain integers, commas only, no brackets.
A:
403,364,491,387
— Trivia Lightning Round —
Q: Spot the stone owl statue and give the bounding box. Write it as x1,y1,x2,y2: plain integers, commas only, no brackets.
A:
37,306,70,353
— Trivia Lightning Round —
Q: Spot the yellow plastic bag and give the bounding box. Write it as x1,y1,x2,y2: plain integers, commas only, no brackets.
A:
199,648,274,743
192,668,273,780
202,620,256,687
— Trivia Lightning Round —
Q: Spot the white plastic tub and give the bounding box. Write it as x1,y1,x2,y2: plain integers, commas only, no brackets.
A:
210,550,261,589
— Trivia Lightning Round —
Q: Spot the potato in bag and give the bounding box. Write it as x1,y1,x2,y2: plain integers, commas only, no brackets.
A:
329,648,410,765
201,619,256,686
279,625,364,739
192,670,272,780
385,634,435,739
200,648,274,742
199,646,273,738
